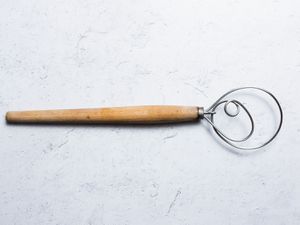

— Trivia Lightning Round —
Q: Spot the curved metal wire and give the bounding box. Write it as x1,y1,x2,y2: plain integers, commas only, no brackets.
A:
202,87,283,150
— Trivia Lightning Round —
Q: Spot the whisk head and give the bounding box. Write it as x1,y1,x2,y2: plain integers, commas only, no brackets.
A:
202,87,283,150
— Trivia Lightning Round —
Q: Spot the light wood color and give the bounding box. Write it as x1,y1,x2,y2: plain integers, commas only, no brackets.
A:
6,106,200,124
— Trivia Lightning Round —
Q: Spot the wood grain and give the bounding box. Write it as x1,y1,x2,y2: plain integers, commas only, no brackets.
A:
6,106,200,124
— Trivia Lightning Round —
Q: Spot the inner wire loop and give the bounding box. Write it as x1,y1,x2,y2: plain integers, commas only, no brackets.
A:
202,87,283,150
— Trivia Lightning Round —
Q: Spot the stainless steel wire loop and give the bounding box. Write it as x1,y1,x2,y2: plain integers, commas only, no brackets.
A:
202,87,283,150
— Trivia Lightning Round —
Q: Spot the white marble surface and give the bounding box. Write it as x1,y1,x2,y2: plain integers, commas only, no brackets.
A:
0,0,300,224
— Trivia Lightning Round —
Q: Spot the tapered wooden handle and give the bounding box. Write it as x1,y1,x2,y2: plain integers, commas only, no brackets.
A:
6,106,201,124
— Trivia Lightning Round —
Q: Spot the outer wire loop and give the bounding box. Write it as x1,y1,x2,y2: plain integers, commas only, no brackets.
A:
203,87,283,150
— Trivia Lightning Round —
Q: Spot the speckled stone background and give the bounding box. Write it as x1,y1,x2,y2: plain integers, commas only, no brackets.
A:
0,0,299,224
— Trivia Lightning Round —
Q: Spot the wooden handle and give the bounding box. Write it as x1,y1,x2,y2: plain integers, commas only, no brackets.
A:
6,106,201,124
